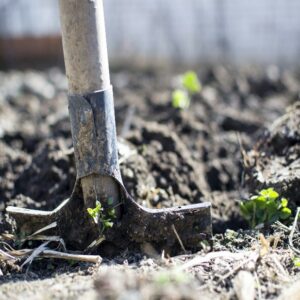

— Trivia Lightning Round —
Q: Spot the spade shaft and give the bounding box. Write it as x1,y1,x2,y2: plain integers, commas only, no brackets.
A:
59,0,120,212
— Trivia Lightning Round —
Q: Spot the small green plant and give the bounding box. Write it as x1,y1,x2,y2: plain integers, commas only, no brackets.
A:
87,201,102,219
87,200,115,232
182,71,202,94
293,257,300,267
172,89,190,109
240,188,291,229
171,71,201,110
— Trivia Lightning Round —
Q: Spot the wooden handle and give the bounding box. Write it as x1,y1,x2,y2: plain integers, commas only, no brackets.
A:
59,0,110,93
59,0,120,217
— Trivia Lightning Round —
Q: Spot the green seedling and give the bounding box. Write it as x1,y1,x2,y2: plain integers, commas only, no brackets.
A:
240,188,291,229
171,71,201,110
293,257,300,267
87,200,116,233
172,89,190,109
87,201,102,220
182,71,202,94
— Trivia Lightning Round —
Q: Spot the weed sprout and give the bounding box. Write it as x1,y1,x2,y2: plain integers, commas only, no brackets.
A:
182,71,202,94
293,257,300,267
87,200,116,232
240,188,291,229
172,89,190,109
172,71,201,109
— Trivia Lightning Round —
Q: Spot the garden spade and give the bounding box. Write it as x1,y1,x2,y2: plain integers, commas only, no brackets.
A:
7,0,212,253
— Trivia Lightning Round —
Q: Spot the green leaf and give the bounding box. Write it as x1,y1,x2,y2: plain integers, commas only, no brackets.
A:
87,208,95,218
279,207,291,220
255,197,267,209
265,200,279,222
182,71,201,94
293,257,300,267
108,208,116,218
172,89,190,109
240,202,252,220
87,201,102,219
265,199,277,211
268,212,280,224
240,188,291,228
103,219,113,228
281,198,288,208
260,188,279,200
256,208,266,223
256,195,267,202
240,208,249,220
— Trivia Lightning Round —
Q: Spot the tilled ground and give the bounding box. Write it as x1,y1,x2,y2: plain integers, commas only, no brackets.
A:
0,66,299,299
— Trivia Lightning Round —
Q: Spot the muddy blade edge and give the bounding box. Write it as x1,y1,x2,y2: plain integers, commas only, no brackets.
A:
107,200,212,254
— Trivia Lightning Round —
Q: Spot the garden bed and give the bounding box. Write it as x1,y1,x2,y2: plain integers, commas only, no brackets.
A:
0,65,299,299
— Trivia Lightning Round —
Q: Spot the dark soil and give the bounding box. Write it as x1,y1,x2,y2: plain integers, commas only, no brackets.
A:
0,65,300,299
245,102,300,207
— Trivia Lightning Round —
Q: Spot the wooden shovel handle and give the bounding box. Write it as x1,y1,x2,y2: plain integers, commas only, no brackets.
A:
59,0,120,214
59,0,110,93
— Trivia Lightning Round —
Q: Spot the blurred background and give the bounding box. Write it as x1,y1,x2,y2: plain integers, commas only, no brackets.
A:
0,0,300,68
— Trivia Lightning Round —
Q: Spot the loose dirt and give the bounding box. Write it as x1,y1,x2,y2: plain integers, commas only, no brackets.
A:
0,65,299,299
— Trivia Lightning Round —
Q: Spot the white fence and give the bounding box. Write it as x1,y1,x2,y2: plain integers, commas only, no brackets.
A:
0,0,299,66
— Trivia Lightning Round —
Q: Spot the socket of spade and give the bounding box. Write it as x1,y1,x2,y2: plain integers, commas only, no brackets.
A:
6,0,212,254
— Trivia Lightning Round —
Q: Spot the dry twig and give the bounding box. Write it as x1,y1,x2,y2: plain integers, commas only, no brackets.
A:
172,224,187,253
289,207,300,255
40,250,102,264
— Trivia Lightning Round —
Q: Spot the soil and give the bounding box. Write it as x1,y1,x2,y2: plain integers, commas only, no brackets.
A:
245,102,300,206
0,65,299,299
